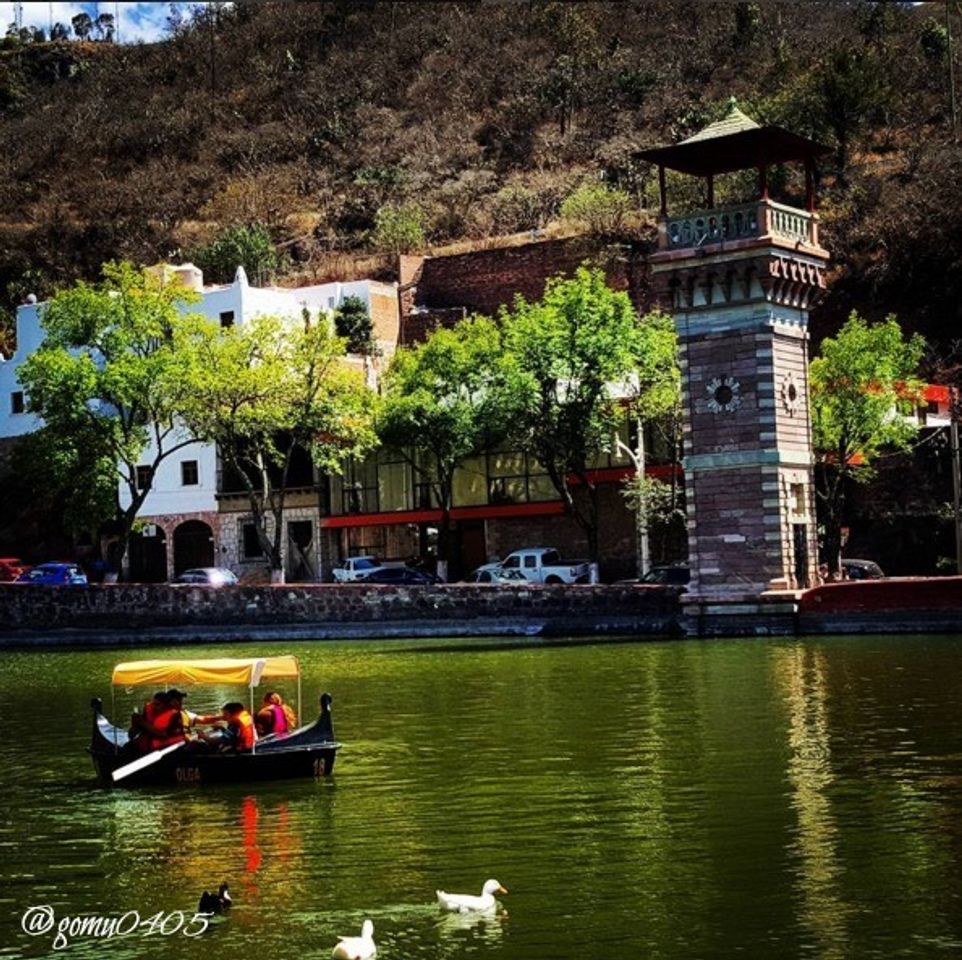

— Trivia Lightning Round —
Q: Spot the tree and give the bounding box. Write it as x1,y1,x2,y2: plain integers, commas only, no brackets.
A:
614,309,681,576
810,313,926,576
372,203,425,257
499,266,642,566
178,313,377,583
71,12,93,40
191,223,284,285
2,423,117,551
94,13,115,43
50,22,70,42
333,295,377,356
560,182,633,236
18,262,203,577
377,316,512,580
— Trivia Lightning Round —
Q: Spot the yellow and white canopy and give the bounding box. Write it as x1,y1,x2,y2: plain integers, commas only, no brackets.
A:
112,656,300,688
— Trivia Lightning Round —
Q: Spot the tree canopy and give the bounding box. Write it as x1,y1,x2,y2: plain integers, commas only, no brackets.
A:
499,265,652,562
17,261,202,574
377,315,513,578
810,312,926,573
178,312,377,582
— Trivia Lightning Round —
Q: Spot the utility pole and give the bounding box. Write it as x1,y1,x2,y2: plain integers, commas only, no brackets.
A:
951,390,962,574
14,2,23,34
949,0,959,140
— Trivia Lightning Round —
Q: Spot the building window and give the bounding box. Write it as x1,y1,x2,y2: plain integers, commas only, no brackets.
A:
181,460,199,486
136,465,151,490
242,523,263,559
10,391,24,414
219,311,235,328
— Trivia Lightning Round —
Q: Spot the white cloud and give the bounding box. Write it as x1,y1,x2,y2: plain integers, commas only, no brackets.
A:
1,2,220,45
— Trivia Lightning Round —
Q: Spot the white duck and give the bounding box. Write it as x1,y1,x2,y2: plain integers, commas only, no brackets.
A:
436,879,508,913
331,919,376,960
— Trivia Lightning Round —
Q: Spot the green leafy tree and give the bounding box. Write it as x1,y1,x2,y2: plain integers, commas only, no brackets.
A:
372,203,425,257
192,223,285,285
333,295,377,356
71,12,93,40
615,308,681,576
814,47,886,178
499,266,642,564
377,316,512,580
810,313,926,575
50,22,70,42
3,423,117,550
18,262,203,577
560,182,632,236
178,314,377,583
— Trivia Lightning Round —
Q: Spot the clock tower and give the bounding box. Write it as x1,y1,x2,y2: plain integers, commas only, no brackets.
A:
641,103,830,599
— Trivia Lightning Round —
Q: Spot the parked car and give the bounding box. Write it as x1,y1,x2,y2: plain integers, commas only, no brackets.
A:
358,566,441,585
172,567,239,586
841,559,885,581
15,562,88,585
0,557,28,582
476,548,590,585
616,565,691,586
332,556,391,583
641,565,691,586
463,566,529,584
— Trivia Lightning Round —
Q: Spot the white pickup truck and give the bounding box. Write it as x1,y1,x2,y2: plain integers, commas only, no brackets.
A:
481,547,590,585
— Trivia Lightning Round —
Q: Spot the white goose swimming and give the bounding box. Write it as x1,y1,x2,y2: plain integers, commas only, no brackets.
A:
436,878,508,913
331,919,376,960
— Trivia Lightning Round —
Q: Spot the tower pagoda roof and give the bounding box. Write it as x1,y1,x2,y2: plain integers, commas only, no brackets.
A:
639,99,830,177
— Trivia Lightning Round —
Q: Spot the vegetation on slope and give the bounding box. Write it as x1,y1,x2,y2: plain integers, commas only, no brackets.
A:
1,1,960,352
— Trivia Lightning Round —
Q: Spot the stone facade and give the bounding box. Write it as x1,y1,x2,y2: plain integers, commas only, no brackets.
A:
653,212,828,598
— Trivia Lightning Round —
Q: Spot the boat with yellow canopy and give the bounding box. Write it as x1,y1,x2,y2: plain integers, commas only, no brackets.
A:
89,656,340,787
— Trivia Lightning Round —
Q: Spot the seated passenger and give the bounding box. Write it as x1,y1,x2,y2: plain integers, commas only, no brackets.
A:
199,702,257,752
146,695,187,752
255,691,297,737
131,691,178,751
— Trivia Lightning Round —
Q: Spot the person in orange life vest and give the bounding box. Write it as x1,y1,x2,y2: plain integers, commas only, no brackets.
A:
255,691,297,736
130,691,178,751
142,693,187,751
221,702,257,752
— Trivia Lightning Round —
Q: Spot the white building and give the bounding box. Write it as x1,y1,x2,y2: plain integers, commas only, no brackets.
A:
0,264,401,582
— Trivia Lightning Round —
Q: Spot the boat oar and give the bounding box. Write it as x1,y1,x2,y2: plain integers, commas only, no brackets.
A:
111,741,186,783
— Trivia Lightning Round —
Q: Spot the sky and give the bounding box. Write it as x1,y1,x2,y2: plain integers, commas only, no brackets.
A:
0,2,216,44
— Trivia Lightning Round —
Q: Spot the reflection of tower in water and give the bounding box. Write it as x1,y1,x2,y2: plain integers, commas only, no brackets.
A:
776,646,853,960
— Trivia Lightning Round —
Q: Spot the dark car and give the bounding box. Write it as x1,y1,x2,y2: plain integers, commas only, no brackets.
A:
640,565,691,586
359,566,441,585
172,567,239,586
841,559,885,581
15,562,88,585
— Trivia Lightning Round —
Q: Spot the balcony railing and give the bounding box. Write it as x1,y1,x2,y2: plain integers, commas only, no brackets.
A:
662,200,818,251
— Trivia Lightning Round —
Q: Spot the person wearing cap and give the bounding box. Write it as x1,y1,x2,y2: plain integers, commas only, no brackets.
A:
144,693,187,752
130,691,172,752
166,689,199,734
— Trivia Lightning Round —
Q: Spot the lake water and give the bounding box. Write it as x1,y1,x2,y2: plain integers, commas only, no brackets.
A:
2,634,962,959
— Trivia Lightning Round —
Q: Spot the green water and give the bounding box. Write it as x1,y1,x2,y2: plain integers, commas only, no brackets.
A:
2,635,962,959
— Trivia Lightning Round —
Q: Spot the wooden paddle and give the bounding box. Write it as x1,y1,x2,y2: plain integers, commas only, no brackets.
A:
111,741,186,783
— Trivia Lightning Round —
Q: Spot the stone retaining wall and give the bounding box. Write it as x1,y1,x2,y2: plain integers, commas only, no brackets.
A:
0,582,683,636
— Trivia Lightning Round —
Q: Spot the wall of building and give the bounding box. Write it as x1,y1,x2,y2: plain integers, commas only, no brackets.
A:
401,235,653,332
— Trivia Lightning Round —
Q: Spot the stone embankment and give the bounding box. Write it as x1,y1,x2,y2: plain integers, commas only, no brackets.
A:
0,582,684,648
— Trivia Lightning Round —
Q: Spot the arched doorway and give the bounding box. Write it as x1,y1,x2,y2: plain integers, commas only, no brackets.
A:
173,520,215,575
129,525,168,583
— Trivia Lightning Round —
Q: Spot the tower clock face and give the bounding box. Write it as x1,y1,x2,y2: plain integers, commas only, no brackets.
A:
781,373,800,415
706,375,742,414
